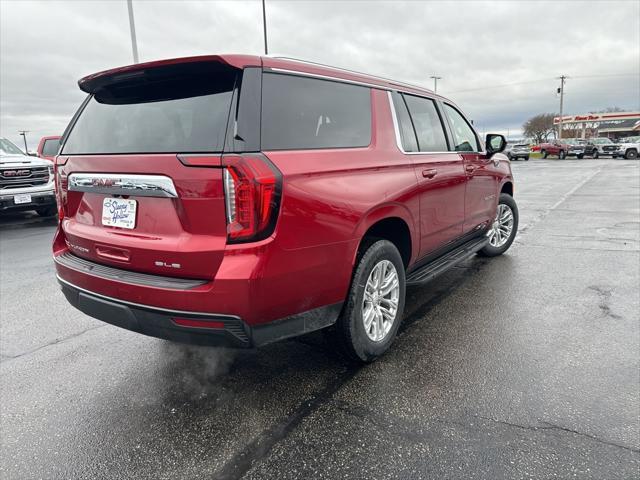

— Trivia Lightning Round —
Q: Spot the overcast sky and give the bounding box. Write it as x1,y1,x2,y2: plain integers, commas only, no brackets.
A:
1,0,639,149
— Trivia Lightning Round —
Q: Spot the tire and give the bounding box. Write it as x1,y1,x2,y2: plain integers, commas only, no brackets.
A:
478,193,519,258
592,150,599,159
541,150,547,159
333,239,406,362
577,154,584,159
36,206,57,217
524,156,529,161
625,149,638,159
558,150,566,159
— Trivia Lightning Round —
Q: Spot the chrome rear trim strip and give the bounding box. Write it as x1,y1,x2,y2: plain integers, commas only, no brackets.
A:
68,173,178,198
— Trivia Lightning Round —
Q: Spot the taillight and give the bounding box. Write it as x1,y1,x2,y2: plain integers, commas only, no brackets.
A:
222,153,282,243
54,156,68,221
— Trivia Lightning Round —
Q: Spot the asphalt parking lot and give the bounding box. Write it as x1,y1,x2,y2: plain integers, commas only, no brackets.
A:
1,158,638,479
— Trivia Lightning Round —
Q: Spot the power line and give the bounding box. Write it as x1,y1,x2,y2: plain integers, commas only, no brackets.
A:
443,72,639,95
444,78,553,94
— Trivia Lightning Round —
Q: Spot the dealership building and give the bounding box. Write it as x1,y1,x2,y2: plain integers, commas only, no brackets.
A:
554,111,640,140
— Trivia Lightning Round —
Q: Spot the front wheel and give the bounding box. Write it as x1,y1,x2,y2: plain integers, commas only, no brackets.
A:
333,239,406,362
558,150,566,159
478,193,519,257
626,150,638,159
577,154,584,159
541,149,548,159
592,150,599,159
524,156,529,161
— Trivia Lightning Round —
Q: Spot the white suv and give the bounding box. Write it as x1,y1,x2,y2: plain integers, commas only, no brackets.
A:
0,138,56,216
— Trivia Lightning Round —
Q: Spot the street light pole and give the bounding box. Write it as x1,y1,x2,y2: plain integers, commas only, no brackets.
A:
430,75,442,93
557,75,567,140
262,0,268,55
18,131,29,153
127,0,139,64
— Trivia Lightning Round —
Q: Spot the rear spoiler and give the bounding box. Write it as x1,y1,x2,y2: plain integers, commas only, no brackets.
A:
78,54,261,94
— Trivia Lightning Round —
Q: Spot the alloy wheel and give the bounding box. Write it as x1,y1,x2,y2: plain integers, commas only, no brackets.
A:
362,260,400,342
488,204,514,248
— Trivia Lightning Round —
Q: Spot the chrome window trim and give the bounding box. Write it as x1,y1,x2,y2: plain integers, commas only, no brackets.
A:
68,173,178,198
387,91,455,156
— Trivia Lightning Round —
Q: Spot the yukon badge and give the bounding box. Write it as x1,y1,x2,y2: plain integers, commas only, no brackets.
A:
155,261,181,269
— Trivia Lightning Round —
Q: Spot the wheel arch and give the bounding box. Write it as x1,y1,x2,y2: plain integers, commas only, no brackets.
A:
352,204,417,269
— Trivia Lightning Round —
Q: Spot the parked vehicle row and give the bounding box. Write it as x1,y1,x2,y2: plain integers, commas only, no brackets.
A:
537,137,633,159
52,54,518,362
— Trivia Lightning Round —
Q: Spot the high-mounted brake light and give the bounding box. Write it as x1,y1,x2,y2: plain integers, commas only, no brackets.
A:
222,153,282,243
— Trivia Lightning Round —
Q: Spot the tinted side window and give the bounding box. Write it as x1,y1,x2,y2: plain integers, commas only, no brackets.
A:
402,94,448,152
443,104,480,152
391,92,418,152
42,139,60,156
261,73,371,150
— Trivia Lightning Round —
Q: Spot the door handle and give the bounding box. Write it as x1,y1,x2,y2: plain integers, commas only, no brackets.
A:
465,165,476,174
422,168,437,179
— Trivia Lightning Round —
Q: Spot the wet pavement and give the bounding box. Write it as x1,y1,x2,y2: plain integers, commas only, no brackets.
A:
1,158,638,479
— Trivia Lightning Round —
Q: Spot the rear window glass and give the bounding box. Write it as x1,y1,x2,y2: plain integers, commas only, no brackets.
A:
261,73,371,150
42,139,60,156
63,70,236,154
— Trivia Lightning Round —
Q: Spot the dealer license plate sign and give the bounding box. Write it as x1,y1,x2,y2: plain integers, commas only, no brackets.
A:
14,194,32,204
102,198,137,229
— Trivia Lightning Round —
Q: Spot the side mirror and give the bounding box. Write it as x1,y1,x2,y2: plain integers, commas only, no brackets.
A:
486,134,506,155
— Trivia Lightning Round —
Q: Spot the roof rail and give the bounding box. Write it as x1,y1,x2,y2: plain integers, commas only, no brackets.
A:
266,55,433,93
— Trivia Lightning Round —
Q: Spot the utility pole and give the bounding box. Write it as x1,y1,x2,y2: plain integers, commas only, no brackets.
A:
430,75,442,93
557,75,567,139
127,0,139,63
262,0,268,55
18,131,29,153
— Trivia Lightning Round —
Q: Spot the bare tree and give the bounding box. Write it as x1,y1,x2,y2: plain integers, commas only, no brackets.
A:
522,113,557,144
589,106,626,113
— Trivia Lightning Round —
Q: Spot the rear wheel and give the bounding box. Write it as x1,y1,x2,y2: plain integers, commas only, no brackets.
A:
558,150,566,159
36,206,57,217
592,150,599,159
626,149,638,159
333,239,406,362
478,193,518,257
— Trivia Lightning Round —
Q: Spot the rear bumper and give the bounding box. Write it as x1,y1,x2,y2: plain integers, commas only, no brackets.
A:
0,189,56,213
58,276,342,348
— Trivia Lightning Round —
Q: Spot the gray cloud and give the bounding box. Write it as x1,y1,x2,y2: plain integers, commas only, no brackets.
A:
1,0,639,148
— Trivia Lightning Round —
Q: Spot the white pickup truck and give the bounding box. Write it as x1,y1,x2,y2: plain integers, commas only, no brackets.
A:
611,136,640,160
0,137,56,217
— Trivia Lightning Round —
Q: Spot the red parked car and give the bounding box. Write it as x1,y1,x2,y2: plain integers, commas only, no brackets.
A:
37,135,61,161
53,55,518,361
538,139,582,159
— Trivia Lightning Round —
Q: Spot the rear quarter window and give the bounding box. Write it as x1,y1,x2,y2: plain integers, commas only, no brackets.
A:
261,73,371,150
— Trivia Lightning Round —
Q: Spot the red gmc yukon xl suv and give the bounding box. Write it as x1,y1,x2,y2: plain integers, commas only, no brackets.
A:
53,55,518,362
